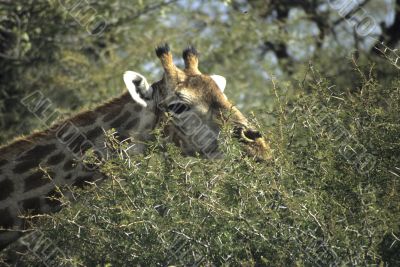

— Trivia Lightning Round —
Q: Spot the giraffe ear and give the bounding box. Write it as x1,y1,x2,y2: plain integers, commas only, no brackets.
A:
210,75,226,92
123,71,153,107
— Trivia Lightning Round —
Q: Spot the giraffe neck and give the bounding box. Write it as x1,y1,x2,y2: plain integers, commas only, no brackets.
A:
0,92,158,250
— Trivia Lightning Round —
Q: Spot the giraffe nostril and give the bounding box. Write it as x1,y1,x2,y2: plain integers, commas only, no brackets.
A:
233,127,263,142
242,129,262,141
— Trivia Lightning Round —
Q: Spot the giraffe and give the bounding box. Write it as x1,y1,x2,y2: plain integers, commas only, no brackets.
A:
0,44,271,251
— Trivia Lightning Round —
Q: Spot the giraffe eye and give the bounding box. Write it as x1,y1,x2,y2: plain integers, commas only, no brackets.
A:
167,103,190,114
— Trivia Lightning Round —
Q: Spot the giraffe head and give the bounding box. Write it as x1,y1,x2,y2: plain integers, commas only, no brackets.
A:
124,44,271,161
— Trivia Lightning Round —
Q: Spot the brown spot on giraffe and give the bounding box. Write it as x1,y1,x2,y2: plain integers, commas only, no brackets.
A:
0,159,8,168
134,104,142,113
21,197,41,215
125,118,139,130
0,209,14,229
47,152,66,165
16,144,57,162
55,121,74,140
0,179,13,201
24,170,53,193
102,107,124,123
86,126,103,140
74,110,97,127
13,160,41,174
68,134,86,154
59,132,76,144
110,110,131,129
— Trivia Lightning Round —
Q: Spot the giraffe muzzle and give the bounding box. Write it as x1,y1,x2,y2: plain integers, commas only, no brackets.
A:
234,127,262,143
233,126,272,161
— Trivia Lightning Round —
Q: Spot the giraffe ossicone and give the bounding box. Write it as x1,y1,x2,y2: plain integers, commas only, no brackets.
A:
0,44,271,251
